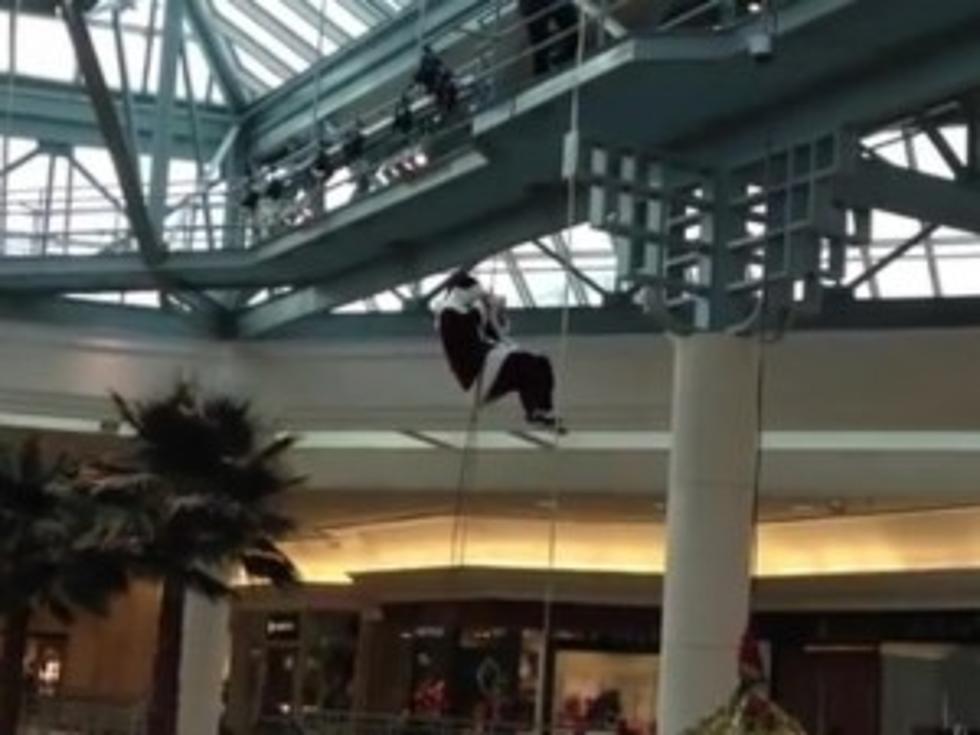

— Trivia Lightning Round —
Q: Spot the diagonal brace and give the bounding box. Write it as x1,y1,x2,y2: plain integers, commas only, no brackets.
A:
61,0,166,266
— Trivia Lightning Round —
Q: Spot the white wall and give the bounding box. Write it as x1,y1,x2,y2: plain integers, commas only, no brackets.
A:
3,319,980,499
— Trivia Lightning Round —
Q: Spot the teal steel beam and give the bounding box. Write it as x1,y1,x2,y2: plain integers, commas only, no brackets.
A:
111,9,140,166
148,0,185,234
0,74,233,156
67,153,126,214
922,124,965,179
681,2,980,161
836,160,980,237
61,0,230,326
846,224,939,292
62,0,166,265
336,0,388,26
180,41,217,252
184,0,248,111
230,0,319,65
0,251,246,292
9,289,980,340
236,188,571,336
140,0,161,91
208,14,296,81
0,147,40,179
300,292,980,338
0,294,210,337
278,0,353,47
5,0,980,309
262,303,661,339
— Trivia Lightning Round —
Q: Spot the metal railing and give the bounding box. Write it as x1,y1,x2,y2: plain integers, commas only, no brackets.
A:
18,695,145,735
0,0,787,264
254,710,586,735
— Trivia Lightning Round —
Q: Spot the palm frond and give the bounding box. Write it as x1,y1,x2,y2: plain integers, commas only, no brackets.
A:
96,383,302,592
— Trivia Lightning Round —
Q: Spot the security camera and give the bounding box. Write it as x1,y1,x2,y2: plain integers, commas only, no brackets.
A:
747,31,774,63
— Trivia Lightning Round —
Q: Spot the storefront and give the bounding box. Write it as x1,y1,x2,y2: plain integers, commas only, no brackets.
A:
227,594,980,735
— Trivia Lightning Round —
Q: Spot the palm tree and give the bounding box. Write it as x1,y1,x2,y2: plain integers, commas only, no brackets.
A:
96,384,300,735
0,438,136,734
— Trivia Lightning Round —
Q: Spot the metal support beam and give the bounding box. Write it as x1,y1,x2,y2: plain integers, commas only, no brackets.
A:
180,41,217,252
682,5,980,162
60,0,230,327
532,237,610,300
184,0,248,111
208,13,296,81
61,0,166,264
551,233,591,305
0,147,40,179
922,123,965,179
846,224,939,291
39,154,57,257
68,154,126,215
0,74,233,156
111,9,140,165
836,159,980,237
148,0,186,235
902,127,942,296
230,0,319,65
503,250,535,307
279,0,352,47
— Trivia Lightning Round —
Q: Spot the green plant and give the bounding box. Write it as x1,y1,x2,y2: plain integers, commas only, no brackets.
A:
0,437,135,734
97,384,300,735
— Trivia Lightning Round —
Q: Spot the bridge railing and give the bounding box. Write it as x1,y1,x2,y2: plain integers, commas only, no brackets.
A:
17,695,145,735
0,0,793,265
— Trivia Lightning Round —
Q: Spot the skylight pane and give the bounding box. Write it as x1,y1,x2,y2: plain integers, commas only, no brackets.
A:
871,246,936,299
937,257,980,297
212,0,308,73
13,14,75,81
325,1,371,36
236,49,285,88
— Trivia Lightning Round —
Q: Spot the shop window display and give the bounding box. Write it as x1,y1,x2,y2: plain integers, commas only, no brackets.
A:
552,651,658,735
881,644,980,734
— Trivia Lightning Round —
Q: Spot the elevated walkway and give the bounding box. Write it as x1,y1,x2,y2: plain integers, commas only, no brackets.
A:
3,0,980,334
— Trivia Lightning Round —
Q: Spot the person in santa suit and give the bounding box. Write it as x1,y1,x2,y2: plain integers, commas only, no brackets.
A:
435,270,564,431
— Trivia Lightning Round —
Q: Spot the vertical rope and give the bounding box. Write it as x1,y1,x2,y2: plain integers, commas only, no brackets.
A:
449,256,503,570
440,6,589,726
312,0,330,139
415,0,429,50
1,0,22,256
745,0,780,654
534,6,590,733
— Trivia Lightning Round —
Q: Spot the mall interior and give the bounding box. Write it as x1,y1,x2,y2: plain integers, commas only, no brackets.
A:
3,0,980,734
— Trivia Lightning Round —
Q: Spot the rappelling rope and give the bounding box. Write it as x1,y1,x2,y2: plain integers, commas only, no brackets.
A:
311,0,331,143
741,0,780,672
449,255,503,568
446,3,589,584
1,0,22,246
534,5,590,732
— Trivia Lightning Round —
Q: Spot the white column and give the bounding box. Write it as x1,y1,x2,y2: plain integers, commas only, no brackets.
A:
178,591,231,735
657,335,760,734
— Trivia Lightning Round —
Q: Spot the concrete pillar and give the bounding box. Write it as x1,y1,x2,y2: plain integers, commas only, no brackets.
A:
178,592,231,735
350,610,380,714
657,335,760,734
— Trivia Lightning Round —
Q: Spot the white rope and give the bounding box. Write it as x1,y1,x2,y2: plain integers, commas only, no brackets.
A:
312,0,330,138
416,0,429,50
449,256,503,569
442,10,588,725
532,7,590,733
1,0,22,254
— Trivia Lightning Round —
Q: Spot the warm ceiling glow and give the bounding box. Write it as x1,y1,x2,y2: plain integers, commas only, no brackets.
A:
274,506,980,585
